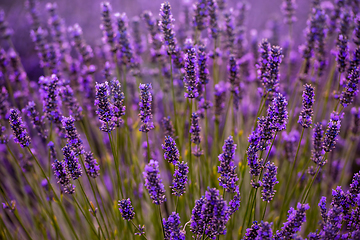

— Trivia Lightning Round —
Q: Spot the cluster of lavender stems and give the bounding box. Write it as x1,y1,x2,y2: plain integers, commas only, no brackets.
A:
2,0,360,239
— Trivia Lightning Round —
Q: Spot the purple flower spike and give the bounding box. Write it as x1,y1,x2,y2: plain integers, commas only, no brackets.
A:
281,0,297,24
323,112,343,153
143,159,166,205
62,145,82,180
118,198,135,221
208,0,219,40
268,93,288,132
218,136,239,192
52,159,70,186
24,101,48,140
84,152,100,178
9,109,31,148
139,83,154,132
276,203,310,239
110,78,126,127
193,0,208,32
256,221,273,240
100,2,116,52
243,221,260,239
298,84,315,128
228,187,241,216
62,116,84,155
163,212,185,240
40,74,62,124
319,196,327,224
95,82,115,133
161,116,175,138
162,136,180,165
340,67,359,108
183,40,199,99
60,85,83,121
261,161,278,202
190,112,201,144
171,161,188,197
0,86,9,120
336,34,349,73
311,122,325,166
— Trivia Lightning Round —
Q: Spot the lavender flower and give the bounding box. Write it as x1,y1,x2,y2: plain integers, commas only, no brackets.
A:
24,101,48,140
228,55,239,92
281,0,297,24
163,212,185,240
143,159,166,205
115,12,135,66
100,2,116,52
256,221,273,240
190,196,206,236
30,27,49,68
311,122,325,166
298,84,315,128
52,158,70,186
323,112,343,152
266,46,283,98
228,188,241,216
0,87,9,120
268,93,288,132
247,128,263,176
118,198,135,221
258,116,275,151
218,136,239,192
257,39,271,87
62,116,84,155
68,24,93,64
162,136,180,165
224,9,235,53
142,11,162,57
183,40,199,99
208,0,219,40
261,161,278,202
276,203,310,239
110,78,126,127
321,205,343,239
131,16,143,56
138,83,154,132
336,34,348,73
340,67,359,107
161,116,175,138
193,0,208,32
159,2,183,68
171,161,188,197
95,82,115,132
190,112,201,144
9,109,31,148
64,184,75,194
319,196,327,224
62,145,82,180
60,85,83,121
40,74,62,124
243,221,260,239
197,41,209,86
84,152,100,178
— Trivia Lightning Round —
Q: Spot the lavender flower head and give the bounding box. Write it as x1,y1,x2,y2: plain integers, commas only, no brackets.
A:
281,0,297,24
268,93,288,132
114,12,135,66
298,84,315,128
62,116,84,155
60,85,83,121
84,152,100,178
208,0,219,40
228,188,240,216
190,196,206,236
24,101,48,140
118,198,135,221
163,212,185,240
138,83,154,132
40,74,62,124
319,196,327,224
62,145,82,180
276,203,310,239
323,112,343,152
190,112,201,144
0,87,9,120
266,46,283,98
100,2,116,52
340,67,359,107
162,136,180,165
197,41,209,86
244,221,260,239
257,39,271,87
218,136,239,192
143,159,166,205
95,82,115,132
336,34,348,73
171,161,189,197
183,39,199,99
256,221,273,240
9,109,31,148
261,161,278,202
311,122,325,166
193,0,208,32
110,78,126,127
161,116,175,138
52,158,71,188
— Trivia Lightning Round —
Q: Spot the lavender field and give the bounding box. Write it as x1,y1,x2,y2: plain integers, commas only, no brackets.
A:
0,0,360,239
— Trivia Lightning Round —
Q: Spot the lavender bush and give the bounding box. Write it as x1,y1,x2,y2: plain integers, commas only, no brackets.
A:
1,0,360,239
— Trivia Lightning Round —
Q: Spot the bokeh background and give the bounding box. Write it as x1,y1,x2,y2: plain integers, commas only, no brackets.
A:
0,0,313,80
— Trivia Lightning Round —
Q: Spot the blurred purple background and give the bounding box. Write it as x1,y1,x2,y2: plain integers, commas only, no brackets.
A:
0,0,312,80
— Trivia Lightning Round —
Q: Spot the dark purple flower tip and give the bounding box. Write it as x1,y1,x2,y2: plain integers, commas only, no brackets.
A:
61,116,84,155
323,112,343,152
84,152,100,178
261,161,279,202
171,161,189,197
118,198,135,221
162,136,180,165
139,83,154,132
62,145,82,180
163,212,185,240
9,109,31,148
218,136,239,192
143,159,166,205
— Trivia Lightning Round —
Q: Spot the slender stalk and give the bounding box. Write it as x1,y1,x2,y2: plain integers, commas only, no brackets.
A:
169,56,179,139
146,132,151,162
301,166,321,203
158,206,165,239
